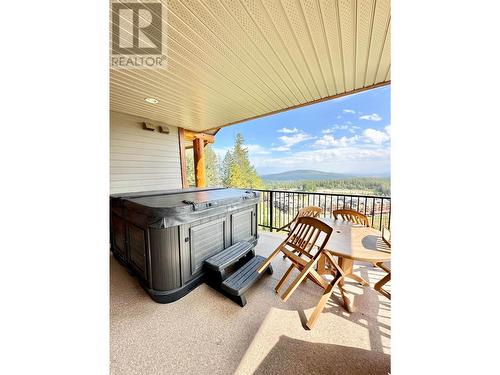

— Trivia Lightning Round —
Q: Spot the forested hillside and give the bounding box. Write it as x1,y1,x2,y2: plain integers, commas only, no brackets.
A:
264,177,390,196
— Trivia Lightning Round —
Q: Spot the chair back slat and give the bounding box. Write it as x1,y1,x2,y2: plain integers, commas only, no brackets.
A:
291,221,306,246
309,229,321,253
284,216,332,258
287,242,314,258
297,206,322,219
302,226,315,248
332,209,369,227
278,206,323,232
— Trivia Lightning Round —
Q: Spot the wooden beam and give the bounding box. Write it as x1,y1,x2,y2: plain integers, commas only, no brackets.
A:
184,130,215,143
178,128,189,188
193,137,206,188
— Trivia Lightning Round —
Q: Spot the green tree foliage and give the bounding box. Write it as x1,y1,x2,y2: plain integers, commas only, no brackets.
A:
185,144,221,187
222,133,264,188
302,181,316,192
205,145,222,186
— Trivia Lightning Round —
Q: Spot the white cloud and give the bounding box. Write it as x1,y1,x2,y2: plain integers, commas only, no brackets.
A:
245,144,271,154
321,124,360,134
278,132,315,147
322,125,348,133
363,128,390,145
360,113,382,121
315,135,335,147
343,109,356,114
314,134,359,148
271,146,290,152
277,127,298,133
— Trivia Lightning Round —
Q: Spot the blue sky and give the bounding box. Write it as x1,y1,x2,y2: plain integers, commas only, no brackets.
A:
214,85,390,176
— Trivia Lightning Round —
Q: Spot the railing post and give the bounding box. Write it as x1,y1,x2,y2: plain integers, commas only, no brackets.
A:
269,191,274,232
387,201,391,230
379,198,384,230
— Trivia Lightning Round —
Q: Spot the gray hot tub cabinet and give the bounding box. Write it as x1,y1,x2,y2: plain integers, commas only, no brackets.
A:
110,187,260,303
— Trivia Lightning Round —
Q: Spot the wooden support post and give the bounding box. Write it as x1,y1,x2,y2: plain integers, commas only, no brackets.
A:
193,137,206,187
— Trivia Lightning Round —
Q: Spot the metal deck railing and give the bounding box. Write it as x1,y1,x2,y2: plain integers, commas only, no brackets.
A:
253,189,391,232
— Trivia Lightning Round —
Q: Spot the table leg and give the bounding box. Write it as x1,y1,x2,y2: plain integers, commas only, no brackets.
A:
374,273,391,299
337,257,369,313
338,257,353,275
338,283,353,313
338,258,369,285
345,273,369,286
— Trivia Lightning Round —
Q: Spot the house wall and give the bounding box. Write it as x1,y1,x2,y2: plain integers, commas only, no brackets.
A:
110,111,182,194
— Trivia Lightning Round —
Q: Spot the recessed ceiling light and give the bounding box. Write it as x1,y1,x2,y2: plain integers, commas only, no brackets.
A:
145,97,159,104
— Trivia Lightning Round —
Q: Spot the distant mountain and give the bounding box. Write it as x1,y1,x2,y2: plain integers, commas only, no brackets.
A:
260,170,350,181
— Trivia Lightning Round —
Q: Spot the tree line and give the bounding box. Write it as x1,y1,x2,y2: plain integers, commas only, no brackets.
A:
264,178,391,196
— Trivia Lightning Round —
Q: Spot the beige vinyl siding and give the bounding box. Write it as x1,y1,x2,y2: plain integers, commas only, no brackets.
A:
110,111,182,194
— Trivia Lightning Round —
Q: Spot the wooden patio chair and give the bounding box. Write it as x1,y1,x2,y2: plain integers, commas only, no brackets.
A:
278,206,322,259
257,216,345,329
374,227,391,300
277,206,323,232
332,209,369,227
258,216,332,281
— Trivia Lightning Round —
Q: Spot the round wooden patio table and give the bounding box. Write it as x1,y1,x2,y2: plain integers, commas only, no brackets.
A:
317,218,391,312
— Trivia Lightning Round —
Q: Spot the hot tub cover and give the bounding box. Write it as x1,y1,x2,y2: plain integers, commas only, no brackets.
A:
111,187,259,228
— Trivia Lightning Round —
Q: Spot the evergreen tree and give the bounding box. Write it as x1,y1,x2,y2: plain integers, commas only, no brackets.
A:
221,148,234,187
222,133,263,188
205,145,221,186
186,149,195,186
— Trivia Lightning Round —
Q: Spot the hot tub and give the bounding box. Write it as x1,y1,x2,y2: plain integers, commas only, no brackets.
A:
110,187,259,302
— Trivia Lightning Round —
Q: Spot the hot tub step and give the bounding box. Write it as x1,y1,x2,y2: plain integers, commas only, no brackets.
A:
204,241,254,272
220,255,273,306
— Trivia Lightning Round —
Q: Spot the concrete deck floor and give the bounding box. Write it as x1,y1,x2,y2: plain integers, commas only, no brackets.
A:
110,231,391,375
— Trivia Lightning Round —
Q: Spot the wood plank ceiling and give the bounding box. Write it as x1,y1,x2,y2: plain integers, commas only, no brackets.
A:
110,0,391,133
